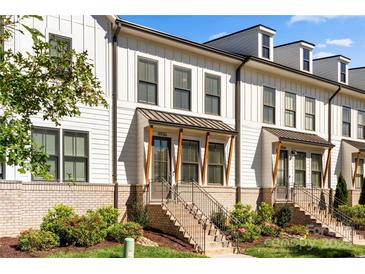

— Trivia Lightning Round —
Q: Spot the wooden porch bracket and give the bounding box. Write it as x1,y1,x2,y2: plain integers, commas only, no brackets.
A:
226,135,235,188
352,151,361,188
175,128,183,184
202,132,210,185
322,147,331,188
145,125,153,185
272,141,282,186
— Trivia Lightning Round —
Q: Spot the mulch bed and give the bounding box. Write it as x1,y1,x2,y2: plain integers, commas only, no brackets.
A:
0,228,193,258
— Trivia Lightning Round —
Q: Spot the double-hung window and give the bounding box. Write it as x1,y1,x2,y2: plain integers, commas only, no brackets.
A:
138,57,158,105
207,143,224,185
342,107,351,137
32,127,59,181
295,152,306,187
311,154,322,188
358,111,365,139
173,66,191,111
262,34,270,59
340,62,347,83
355,159,364,189
181,140,199,183
285,92,296,128
303,48,310,72
205,74,221,115
263,86,275,124
0,163,4,179
305,97,315,131
63,131,88,182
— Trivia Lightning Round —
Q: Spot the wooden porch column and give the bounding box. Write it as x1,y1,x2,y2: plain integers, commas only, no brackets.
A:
322,147,331,188
352,151,361,188
272,141,282,186
145,125,153,185
202,132,210,185
175,128,183,184
226,135,235,188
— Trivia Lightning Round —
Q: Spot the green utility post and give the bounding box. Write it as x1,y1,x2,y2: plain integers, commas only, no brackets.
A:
123,238,135,258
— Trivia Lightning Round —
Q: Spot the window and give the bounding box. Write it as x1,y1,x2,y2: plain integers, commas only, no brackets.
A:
0,163,4,179
262,34,270,59
358,111,365,139
181,140,199,182
305,97,315,131
355,159,364,189
32,127,59,181
173,67,191,110
303,48,310,72
207,143,224,185
340,62,347,83
263,86,275,124
342,107,351,137
295,152,306,187
205,74,221,115
138,57,158,105
63,131,88,182
49,33,72,58
311,154,322,188
285,92,296,128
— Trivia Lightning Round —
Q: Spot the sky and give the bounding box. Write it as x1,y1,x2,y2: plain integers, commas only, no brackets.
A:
121,15,365,68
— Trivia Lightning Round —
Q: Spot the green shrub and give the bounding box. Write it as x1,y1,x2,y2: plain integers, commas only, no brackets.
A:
285,225,308,236
276,207,292,228
107,222,143,243
256,202,275,224
359,177,365,206
260,222,282,237
334,173,348,209
18,229,60,251
236,223,261,242
40,204,76,246
96,205,119,230
338,204,365,226
72,210,105,247
210,210,227,229
231,202,256,226
129,203,150,228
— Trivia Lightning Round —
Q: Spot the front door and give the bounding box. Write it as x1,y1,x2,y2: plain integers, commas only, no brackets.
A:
151,137,171,201
276,150,289,200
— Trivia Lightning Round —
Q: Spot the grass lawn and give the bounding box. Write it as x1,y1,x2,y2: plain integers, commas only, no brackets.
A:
244,238,365,258
49,245,207,258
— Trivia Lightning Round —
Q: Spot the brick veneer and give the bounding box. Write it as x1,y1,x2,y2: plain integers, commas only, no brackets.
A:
349,189,361,206
0,181,143,237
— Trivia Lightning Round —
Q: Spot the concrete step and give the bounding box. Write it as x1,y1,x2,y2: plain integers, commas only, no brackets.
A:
204,247,235,256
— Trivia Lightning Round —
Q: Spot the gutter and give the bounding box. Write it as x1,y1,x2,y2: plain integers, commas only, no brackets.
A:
235,56,251,203
327,86,341,189
112,22,121,208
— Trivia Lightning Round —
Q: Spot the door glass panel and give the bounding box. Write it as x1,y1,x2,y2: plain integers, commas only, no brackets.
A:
153,138,170,181
277,151,288,186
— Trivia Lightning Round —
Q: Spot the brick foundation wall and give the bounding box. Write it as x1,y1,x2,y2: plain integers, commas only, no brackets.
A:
0,181,142,237
203,186,236,210
240,187,265,209
349,189,361,206
274,202,317,227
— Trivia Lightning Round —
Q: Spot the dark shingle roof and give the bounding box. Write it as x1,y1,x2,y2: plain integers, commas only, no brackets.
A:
263,127,333,147
137,108,237,134
342,139,365,151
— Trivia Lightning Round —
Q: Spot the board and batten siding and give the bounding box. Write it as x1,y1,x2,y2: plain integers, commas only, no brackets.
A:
116,33,237,185
3,15,113,184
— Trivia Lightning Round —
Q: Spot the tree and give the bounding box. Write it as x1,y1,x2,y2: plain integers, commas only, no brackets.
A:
0,16,107,178
334,173,349,208
359,177,365,205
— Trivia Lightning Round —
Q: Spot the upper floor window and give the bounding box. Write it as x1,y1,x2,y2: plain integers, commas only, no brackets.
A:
205,74,221,116
49,33,72,58
340,62,347,83
305,97,315,131
173,66,191,111
181,140,199,183
207,143,224,185
303,48,310,72
285,92,296,128
32,127,59,181
358,111,365,139
262,34,270,59
263,86,275,124
342,107,351,137
138,57,158,105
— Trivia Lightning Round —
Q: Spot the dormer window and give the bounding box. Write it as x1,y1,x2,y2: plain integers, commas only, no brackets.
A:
303,48,310,72
340,62,347,83
262,34,270,59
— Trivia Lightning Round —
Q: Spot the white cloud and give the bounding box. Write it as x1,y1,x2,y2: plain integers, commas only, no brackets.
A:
317,43,327,48
208,32,229,41
314,51,336,59
326,38,354,47
288,15,340,25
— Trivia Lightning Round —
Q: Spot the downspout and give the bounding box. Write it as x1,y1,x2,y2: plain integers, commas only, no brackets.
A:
235,56,250,203
328,85,341,189
112,22,121,208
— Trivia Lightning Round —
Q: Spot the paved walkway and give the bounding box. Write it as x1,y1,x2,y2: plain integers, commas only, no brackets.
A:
209,253,254,258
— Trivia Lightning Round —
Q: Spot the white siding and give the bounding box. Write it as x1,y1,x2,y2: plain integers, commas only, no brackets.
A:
275,44,301,70
349,68,365,90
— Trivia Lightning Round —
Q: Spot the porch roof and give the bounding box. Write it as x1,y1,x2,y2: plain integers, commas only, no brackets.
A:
263,127,334,148
342,139,365,152
137,107,237,135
